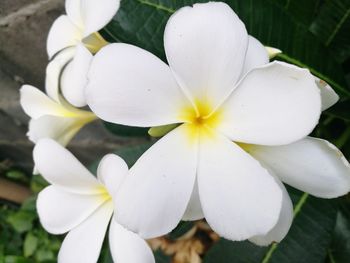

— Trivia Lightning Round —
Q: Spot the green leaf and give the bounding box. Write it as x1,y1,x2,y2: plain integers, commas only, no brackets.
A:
30,174,49,194
154,250,171,263
309,0,350,63
102,0,349,97
103,121,149,137
6,211,36,233
328,198,350,263
168,221,194,240
325,100,350,121
5,170,29,184
90,143,153,173
113,143,153,167
270,0,321,27
204,188,338,263
4,256,33,263
23,232,38,258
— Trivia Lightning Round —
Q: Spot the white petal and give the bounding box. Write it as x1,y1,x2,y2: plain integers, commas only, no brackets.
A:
249,179,293,246
61,44,93,107
315,77,339,110
37,185,106,234
28,115,87,146
246,137,350,198
86,43,189,127
115,125,198,238
20,85,67,118
164,2,248,107
33,138,102,194
65,0,83,29
218,61,321,146
80,0,120,37
109,220,155,263
45,47,76,102
47,15,82,59
97,154,128,197
182,180,204,221
241,36,269,75
197,133,283,241
58,201,113,263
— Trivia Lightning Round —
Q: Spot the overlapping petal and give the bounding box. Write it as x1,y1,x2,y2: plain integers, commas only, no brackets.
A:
61,44,93,107
47,15,82,59
164,2,248,108
28,116,88,146
109,220,155,263
79,0,120,37
37,186,106,234
249,179,293,246
45,47,76,102
182,180,204,221
20,85,69,118
97,154,128,197
86,43,190,127
115,125,198,238
33,139,102,194
241,36,269,75
315,77,339,110
217,61,321,146
246,137,350,198
58,201,113,263
197,132,283,240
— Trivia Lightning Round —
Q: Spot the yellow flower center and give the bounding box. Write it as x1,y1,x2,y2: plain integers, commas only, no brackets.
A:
180,100,222,142
96,185,112,202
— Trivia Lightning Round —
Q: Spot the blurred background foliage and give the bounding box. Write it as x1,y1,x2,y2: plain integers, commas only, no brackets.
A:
1,0,350,262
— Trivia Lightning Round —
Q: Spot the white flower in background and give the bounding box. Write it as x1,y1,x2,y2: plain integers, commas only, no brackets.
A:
47,0,120,107
20,84,96,147
34,139,155,263
86,1,350,245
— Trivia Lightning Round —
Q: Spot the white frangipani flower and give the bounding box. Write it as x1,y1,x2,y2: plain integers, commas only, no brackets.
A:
34,139,155,263
47,0,119,59
86,1,350,245
47,0,119,107
20,85,96,147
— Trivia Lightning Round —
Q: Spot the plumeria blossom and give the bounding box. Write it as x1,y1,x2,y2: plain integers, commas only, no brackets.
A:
20,84,96,147
86,1,350,245
34,138,155,263
47,0,120,107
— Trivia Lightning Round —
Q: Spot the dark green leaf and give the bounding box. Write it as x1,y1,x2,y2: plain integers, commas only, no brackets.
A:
168,221,194,240
113,143,153,167
270,0,321,27
103,121,149,137
154,250,171,263
309,0,350,63
327,197,350,263
89,143,153,173
204,188,338,263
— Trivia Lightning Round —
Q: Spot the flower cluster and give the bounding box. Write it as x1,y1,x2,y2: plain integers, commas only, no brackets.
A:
20,1,350,262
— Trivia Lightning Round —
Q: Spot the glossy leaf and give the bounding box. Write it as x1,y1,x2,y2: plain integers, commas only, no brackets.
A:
309,0,350,63
103,121,149,137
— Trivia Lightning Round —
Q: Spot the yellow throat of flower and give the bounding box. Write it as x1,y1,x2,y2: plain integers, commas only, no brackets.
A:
96,185,112,203
83,32,109,54
180,99,222,142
